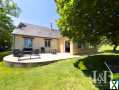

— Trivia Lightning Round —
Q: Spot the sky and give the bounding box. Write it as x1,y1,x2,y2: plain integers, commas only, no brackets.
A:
13,0,59,29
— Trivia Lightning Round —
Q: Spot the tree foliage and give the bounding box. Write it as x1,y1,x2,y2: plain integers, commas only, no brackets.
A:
0,0,20,50
55,0,119,51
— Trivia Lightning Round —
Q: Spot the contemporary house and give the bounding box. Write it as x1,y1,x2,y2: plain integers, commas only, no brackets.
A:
12,23,96,55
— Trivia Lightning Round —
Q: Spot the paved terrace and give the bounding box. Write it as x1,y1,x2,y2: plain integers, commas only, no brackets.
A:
3,53,80,67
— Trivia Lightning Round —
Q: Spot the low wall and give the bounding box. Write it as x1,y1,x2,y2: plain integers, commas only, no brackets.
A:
77,48,98,55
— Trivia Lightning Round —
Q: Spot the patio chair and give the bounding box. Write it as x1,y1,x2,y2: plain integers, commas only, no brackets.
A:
13,49,24,61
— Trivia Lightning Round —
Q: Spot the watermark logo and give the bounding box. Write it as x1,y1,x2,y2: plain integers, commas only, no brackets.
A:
92,70,112,85
91,70,119,89
110,80,119,90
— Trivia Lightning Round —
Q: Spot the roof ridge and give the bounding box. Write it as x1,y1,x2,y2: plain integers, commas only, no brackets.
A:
19,22,56,31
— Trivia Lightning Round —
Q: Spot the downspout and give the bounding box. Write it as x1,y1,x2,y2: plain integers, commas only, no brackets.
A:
12,34,15,52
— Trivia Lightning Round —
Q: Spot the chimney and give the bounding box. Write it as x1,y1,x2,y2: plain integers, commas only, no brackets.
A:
50,22,55,31
50,22,53,30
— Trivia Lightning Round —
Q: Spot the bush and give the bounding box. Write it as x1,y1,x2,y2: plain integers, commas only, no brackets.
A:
0,51,10,61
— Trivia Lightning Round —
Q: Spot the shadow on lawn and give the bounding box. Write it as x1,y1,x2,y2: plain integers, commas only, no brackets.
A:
74,55,119,90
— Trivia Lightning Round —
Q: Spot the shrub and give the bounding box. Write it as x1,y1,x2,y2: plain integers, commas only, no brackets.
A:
0,51,10,61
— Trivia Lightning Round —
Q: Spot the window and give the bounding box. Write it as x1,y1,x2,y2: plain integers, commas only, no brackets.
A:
24,38,32,48
45,39,51,47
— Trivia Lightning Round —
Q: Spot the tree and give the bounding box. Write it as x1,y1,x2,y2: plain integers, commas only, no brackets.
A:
55,0,119,52
0,0,20,50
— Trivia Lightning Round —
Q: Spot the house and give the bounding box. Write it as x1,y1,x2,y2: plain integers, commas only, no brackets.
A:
12,23,97,55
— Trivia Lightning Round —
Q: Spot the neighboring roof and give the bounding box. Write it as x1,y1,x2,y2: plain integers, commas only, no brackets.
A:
12,23,61,38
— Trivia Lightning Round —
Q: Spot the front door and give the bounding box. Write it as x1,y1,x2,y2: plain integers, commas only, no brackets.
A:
65,41,70,52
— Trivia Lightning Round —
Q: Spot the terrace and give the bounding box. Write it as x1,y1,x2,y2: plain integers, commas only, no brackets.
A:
3,53,79,67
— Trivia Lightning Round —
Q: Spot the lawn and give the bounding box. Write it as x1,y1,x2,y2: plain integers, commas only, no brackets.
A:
98,45,119,80
75,54,119,89
0,58,98,90
0,45,119,90
98,44,119,52
73,45,119,89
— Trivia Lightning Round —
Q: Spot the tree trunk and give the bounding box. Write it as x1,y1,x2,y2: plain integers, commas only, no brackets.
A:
113,44,118,52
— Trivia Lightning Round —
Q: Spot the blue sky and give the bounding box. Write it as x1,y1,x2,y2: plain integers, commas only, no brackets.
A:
13,0,59,29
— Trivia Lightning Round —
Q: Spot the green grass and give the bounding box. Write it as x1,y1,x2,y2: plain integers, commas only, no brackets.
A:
99,45,119,80
0,59,98,90
0,62,31,80
0,45,119,90
75,54,119,89
98,44,119,52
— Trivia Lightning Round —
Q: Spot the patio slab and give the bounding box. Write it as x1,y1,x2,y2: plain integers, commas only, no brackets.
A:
3,53,79,67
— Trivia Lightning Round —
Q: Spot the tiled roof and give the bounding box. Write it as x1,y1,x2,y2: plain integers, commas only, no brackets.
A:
12,23,61,38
